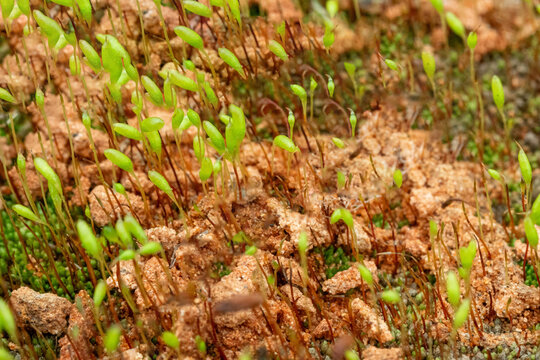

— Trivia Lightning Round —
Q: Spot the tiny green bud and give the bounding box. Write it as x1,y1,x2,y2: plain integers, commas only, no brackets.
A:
199,157,213,182
453,299,470,329
93,280,107,308
16,153,25,176
323,20,334,49
446,271,460,308
344,350,359,360
491,75,505,112
183,0,212,17
114,182,126,195
104,149,134,173
291,84,307,105
421,51,436,82
141,116,165,132
34,157,61,192
429,220,438,238
518,149,532,185
118,249,136,261
327,76,335,97
487,169,502,182
172,109,185,130
162,331,180,349
445,12,465,39
148,170,174,198
195,335,206,354
35,88,45,108
187,109,201,128
203,121,225,154
309,77,318,93
326,0,338,17
330,208,354,229
524,216,538,249
459,240,477,270
531,194,540,225
349,111,357,137
385,59,399,72
77,220,101,259
218,48,245,78
12,204,42,223
332,137,345,149
467,32,477,50
245,245,257,256
358,264,373,285
193,135,206,162
69,53,81,76
273,135,299,153
227,0,241,26
0,299,16,340
429,0,443,13
115,219,132,247
141,76,164,106
139,241,163,256
163,76,177,108
75,0,92,23
174,26,203,49
0,87,16,103
393,169,403,188
381,290,401,304
104,325,122,353
337,171,346,189
268,40,288,61
298,231,308,254
113,123,142,141
287,110,295,137
124,214,148,244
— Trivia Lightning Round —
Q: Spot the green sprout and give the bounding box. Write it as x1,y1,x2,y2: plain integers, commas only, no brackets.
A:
327,75,335,98
524,217,538,249
219,48,246,78
332,137,345,149
268,40,288,61
445,12,465,40
393,169,403,188
446,271,460,308
452,299,470,329
0,87,16,103
104,324,122,353
183,0,212,17
421,51,436,92
381,290,401,304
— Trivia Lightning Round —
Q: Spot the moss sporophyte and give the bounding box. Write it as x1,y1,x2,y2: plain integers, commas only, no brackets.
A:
1,0,539,358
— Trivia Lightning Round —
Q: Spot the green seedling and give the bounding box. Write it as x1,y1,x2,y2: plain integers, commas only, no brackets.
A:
148,170,175,200
445,12,465,40
124,214,148,244
12,204,42,224
332,137,345,149
193,135,205,163
139,241,163,256
524,217,538,249
162,331,180,349
0,348,13,360
452,299,470,329
287,110,295,138
199,157,213,183
0,87,16,103
518,149,532,186
75,0,92,23
104,149,134,173
531,195,540,225
385,59,399,72
467,32,477,50
337,171,346,189
421,51,436,92
104,325,122,353
327,75,335,98
0,299,16,340
326,0,338,17
357,264,373,286
33,10,68,51
344,350,359,360
183,0,212,17
225,104,246,160
195,335,207,354
141,117,165,132
349,111,357,137
330,208,353,228
118,249,136,261
141,76,164,106
163,76,177,108
491,75,505,114
187,109,202,128
159,69,198,92
113,123,143,141
429,0,443,13
69,54,81,76
487,169,502,182
227,0,241,26
76,220,101,259
393,169,403,188
34,157,62,194
446,271,460,308
458,240,476,278
93,280,107,308
323,20,335,51
218,48,246,78
381,290,401,304
203,121,226,154
115,218,132,247
273,135,299,153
